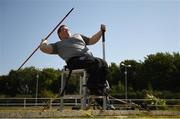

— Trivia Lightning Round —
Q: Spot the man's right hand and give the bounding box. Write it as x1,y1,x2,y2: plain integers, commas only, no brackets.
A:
41,39,48,44
39,38,53,54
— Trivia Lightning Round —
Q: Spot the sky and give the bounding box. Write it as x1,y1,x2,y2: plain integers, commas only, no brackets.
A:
0,0,180,75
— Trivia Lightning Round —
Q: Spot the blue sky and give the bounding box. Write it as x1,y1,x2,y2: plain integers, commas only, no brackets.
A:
0,0,180,75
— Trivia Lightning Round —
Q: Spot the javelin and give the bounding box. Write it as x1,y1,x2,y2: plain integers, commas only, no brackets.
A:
18,8,74,70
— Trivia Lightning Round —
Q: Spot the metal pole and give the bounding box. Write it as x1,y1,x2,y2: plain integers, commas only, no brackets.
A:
102,30,105,60
121,63,131,101
35,74,39,106
102,30,108,109
60,69,64,111
124,67,127,100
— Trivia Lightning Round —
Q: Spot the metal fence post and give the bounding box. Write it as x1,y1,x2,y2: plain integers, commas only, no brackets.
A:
24,98,26,109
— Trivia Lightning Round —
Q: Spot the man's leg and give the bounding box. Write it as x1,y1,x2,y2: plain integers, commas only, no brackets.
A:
67,56,112,109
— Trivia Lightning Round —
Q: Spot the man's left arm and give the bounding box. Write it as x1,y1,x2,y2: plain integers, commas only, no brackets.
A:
88,24,106,45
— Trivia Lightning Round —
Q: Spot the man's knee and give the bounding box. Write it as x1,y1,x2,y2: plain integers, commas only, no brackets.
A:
95,58,108,68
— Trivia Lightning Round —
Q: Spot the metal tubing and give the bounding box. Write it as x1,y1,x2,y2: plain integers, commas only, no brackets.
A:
102,31,105,60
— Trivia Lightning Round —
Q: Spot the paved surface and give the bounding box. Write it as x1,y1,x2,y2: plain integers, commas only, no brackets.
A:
0,109,180,118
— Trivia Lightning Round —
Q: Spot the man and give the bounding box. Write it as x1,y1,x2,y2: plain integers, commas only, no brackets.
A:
40,24,114,109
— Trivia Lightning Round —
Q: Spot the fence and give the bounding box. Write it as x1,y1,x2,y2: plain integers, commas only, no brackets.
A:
0,96,180,110
0,95,81,109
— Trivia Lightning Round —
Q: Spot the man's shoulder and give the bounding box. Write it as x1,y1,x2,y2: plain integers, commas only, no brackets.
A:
72,33,82,38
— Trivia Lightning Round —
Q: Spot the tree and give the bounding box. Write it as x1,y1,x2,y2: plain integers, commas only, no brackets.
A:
142,52,176,91
17,67,38,96
107,63,121,87
120,60,143,91
0,52,179,98
40,68,61,94
171,52,180,92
